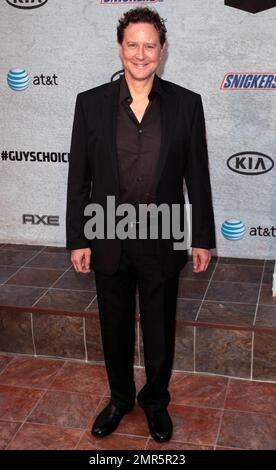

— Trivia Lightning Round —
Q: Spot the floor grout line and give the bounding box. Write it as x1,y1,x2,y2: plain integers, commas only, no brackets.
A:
0,246,48,287
84,294,97,311
83,317,88,362
194,257,219,322
250,261,267,380
214,378,230,449
30,263,77,308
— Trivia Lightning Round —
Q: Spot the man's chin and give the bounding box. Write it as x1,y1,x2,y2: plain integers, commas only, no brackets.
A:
126,69,156,82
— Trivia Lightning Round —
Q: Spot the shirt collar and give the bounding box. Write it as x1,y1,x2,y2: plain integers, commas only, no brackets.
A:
119,73,163,104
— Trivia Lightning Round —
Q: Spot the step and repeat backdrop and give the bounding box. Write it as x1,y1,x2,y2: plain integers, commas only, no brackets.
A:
0,0,275,259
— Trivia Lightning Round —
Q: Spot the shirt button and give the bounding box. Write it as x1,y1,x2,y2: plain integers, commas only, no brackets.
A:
138,129,143,134
137,177,142,182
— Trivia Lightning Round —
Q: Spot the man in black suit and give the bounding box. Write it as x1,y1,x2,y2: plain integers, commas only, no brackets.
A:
66,7,215,443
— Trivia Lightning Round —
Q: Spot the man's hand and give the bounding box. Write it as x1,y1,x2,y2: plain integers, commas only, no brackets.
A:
71,248,91,273
192,248,211,273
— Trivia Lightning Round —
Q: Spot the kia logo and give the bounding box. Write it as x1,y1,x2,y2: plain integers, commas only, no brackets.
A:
225,0,276,14
6,0,48,9
227,152,274,175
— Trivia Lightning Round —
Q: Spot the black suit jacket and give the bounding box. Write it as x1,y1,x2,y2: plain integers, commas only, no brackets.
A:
66,74,216,276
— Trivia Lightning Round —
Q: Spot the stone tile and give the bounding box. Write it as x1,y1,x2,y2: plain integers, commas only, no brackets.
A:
25,252,71,270
174,324,194,371
6,268,65,288
0,309,33,354
0,285,47,307
225,379,276,414
259,284,276,306
77,430,147,450
33,313,85,360
53,270,96,291
27,390,101,429
146,439,213,450
213,264,263,284
253,332,276,380
4,244,44,252
34,289,93,312
178,280,209,300
168,404,222,446
8,422,82,450
196,328,252,378
134,367,147,393
265,261,276,267
112,404,149,437
0,354,15,373
176,299,201,321
0,420,22,450
0,385,43,421
169,372,228,408
43,247,68,253
85,315,104,362
179,261,216,280
218,410,276,450
263,263,274,284
215,445,244,450
49,362,108,395
87,396,110,421
0,357,64,388
205,282,258,304
85,296,99,313
198,301,255,326
0,250,39,267
255,305,276,328
218,258,264,266
0,266,20,284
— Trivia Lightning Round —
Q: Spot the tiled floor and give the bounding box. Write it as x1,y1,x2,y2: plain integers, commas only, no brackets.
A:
0,243,275,449
1,353,276,450
0,243,274,323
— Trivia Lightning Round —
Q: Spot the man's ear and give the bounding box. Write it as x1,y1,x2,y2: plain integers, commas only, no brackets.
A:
161,41,167,55
117,41,122,58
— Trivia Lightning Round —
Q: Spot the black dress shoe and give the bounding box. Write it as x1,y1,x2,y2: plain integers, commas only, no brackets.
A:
91,402,134,438
144,408,173,442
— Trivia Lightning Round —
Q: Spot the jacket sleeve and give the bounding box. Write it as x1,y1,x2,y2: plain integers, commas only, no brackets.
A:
184,95,216,249
66,93,92,250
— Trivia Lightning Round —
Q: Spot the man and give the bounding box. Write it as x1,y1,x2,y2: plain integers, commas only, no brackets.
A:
66,7,215,443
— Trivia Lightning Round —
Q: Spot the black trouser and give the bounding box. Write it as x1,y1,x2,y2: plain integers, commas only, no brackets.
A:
94,237,180,413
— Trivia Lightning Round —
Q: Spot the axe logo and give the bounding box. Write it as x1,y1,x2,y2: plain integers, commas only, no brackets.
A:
225,0,276,14
22,215,59,226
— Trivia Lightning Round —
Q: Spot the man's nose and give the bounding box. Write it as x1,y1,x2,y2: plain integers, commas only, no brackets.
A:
136,46,146,60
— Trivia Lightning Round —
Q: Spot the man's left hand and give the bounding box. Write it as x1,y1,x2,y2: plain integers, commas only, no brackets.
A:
192,248,212,273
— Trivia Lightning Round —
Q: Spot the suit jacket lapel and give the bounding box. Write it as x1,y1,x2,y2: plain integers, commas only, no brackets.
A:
103,77,122,191
156,77,176,185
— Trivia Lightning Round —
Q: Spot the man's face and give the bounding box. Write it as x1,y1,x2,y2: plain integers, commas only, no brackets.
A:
118,22,164,82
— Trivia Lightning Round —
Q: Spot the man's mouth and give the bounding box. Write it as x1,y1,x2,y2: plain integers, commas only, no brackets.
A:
133,63,149,68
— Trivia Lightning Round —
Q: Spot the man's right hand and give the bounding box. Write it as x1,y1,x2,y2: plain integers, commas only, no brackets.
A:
70,248,91,273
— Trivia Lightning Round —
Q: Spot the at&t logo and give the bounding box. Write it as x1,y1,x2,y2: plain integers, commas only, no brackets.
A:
221,219,246,241
7,68,59,91
7,68,29,91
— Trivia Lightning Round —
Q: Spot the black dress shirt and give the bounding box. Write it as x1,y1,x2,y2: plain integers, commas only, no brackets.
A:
116,74,162,207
